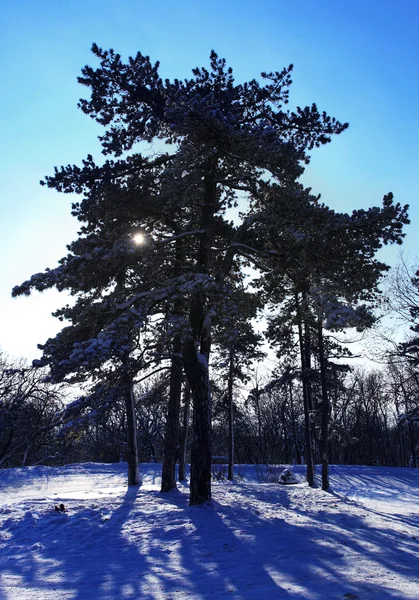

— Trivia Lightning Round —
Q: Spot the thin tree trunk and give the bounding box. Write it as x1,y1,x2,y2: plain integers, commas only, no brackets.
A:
402,383,417,468
394,394,406,466
289,380,302,464
162,235,184,492
317,317,330,491
179,383,191,481
161,335,182,492
22,445,30,467
124,381,140,486
295,292,315,486
227,345,235,480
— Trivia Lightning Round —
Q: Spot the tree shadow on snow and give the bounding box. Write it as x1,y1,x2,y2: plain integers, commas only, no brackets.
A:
1,476,418,599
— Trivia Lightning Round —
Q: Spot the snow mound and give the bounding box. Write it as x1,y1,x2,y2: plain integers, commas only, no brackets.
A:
279,467,298,484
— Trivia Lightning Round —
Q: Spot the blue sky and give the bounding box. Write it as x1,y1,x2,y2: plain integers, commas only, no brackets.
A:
1,0,418,360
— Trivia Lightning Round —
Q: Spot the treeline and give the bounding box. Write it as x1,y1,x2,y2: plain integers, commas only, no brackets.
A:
228,361,419,469
2,351,418,473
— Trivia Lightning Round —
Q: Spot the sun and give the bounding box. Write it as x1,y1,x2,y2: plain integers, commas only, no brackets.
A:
133,232,146,245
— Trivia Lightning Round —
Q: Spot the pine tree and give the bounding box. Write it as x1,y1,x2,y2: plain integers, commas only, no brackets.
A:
261,188,409,489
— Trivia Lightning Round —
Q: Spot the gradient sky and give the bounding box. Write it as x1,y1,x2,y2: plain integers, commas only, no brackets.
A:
1,0,418,361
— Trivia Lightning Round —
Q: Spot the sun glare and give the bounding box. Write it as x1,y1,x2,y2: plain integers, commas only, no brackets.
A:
133,232,146,245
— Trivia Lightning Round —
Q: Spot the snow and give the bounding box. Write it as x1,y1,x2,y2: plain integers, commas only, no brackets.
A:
0,463,418,599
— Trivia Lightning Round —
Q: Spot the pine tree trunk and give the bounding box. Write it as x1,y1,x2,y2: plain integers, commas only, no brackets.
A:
183,334,212,505
179,384,191,481
227,345,235,481
296,293,315,487
401,382,417,468
161,335,182,492
162,236,184,491
183,159,217,506
124,382,140,486
317,318,330,491
289,380,302,464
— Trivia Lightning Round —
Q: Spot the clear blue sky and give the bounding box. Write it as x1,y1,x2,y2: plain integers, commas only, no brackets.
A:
1,0,418,360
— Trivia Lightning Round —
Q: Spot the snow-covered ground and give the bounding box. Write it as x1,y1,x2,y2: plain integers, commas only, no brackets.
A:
0,463,418,599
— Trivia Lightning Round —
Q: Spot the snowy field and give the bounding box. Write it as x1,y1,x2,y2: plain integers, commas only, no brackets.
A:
0,463,418,600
